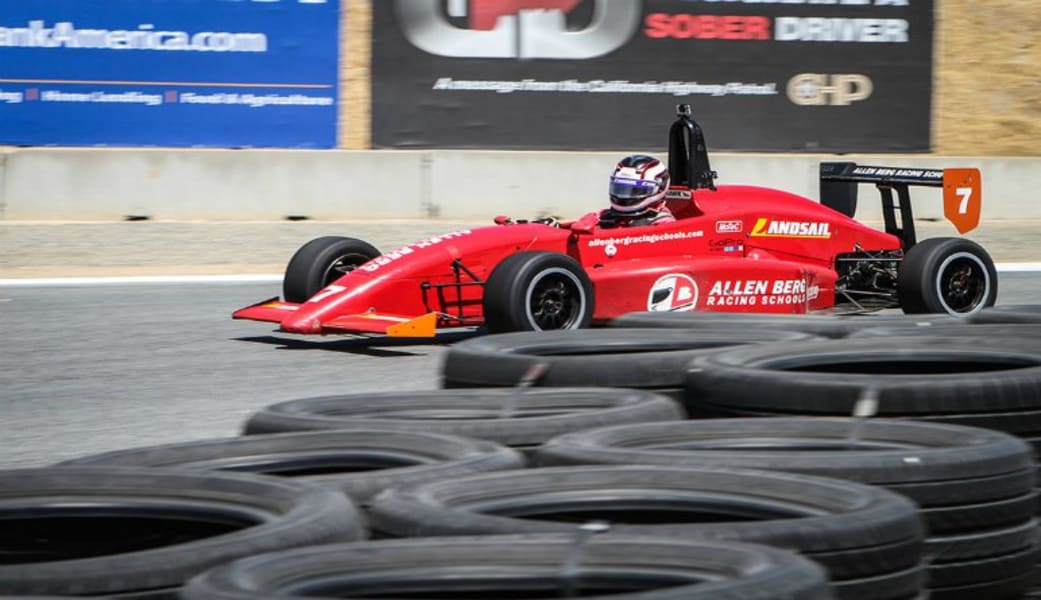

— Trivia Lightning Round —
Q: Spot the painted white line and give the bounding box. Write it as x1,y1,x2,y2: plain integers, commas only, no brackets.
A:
0,263,1039,287
996,263,1041,273
0,274,282,286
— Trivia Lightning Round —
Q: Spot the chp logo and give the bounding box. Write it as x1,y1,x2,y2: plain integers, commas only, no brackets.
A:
787,74,873,106
709,238,744,253
395,0,640,59
647,273,699,312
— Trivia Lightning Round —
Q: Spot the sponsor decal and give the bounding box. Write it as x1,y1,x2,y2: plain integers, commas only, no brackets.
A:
674,0,907,4
648,273,699,312
0,90,23,103
0,20,270,53
709,237,745,253
750,218,832,239
774,17,909,42
852,166,943,180
587,230,703,249
807,283,820,301
645,11,911,44
431,78,777,97
373,0,933,152
645,14,771,40
360,229,473,272
396,0,640,59
715,219,743,233
788,74,873,106
706,278,815,307
665,188,693,200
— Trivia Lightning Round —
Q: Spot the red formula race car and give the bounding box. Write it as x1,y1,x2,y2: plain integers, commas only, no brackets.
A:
234,105,994,337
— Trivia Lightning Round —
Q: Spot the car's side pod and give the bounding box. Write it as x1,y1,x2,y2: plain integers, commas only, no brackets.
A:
820,162,982,250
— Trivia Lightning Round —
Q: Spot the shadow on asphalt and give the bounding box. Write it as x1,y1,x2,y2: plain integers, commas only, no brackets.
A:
234,330,482,356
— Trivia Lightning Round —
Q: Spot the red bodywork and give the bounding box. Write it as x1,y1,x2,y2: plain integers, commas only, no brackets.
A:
233,183,901,336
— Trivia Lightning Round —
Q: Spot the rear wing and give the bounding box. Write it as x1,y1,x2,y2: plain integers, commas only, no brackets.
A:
820,162,982,250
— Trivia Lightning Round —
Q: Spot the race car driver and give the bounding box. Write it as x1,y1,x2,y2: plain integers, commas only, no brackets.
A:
598,154,676,227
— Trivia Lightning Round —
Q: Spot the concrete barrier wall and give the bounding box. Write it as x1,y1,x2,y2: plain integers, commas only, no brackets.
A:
1,148,1037,221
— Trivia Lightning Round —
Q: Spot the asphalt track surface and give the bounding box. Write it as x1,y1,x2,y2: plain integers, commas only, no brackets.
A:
1,220,1039,469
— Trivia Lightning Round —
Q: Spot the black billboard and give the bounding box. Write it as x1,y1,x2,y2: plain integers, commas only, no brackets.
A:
372,0,934,152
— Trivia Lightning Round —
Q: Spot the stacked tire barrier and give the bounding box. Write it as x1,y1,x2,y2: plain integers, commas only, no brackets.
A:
441,328,821,399
609,311,967,338
8,306,1041,598
57,430,527,506
969,305,1041,325
1,388,690,597
367,465,927,600
181,536,838,600
682,337,1041,427
436,308,1041,599
535,418,1039,599
241,387,685,455
0,467,366,597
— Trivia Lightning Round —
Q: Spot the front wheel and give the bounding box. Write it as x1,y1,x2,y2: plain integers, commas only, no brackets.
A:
897,237,997,315
483,251,594,333
283,236,380,303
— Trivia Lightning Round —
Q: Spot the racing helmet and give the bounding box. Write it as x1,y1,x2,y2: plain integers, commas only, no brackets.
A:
609,154,670,214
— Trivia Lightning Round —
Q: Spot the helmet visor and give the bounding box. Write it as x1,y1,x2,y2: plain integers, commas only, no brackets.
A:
609,176,659,204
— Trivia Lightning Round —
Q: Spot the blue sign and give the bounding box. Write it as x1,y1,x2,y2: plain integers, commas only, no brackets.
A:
0,0,339,148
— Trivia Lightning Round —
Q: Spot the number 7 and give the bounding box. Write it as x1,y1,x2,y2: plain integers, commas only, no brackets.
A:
956,187,972,215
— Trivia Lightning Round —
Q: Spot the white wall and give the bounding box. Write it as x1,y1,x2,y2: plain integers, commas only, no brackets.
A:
1,147,1036,221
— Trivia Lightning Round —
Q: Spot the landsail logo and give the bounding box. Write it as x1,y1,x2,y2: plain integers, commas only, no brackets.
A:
750,218,832,239
395,0,641,59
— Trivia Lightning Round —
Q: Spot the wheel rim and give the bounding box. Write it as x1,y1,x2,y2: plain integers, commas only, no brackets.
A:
525,268,586,330
935,251,990,313
321,252,372,288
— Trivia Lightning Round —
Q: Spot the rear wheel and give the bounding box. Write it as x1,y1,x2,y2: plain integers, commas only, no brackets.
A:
483,251,594,333
283,236,380,303
897,237,997,315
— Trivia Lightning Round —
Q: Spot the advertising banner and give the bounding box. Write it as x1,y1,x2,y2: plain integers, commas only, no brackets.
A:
372,0,934,152
0,0,339,148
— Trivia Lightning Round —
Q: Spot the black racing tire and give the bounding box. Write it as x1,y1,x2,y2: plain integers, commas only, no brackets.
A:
969,304,1041,325
919,493,1038,534
609,311,964,339
182,535,837,600
56,430,524,506
916,409,1041,436
926,519,1040,564
675,404,1041,439
683,337,1041,417
533,417,1037,575
482,251,594,333
282,236,380,303
926,543,1040,589
897,237,998,315
0,466,366,597
833,565,927,600
848,322,1041,341
441,328,818,394
534,418,1034,502
368,465,925,593
242,388,685,452
931,569,1037,600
